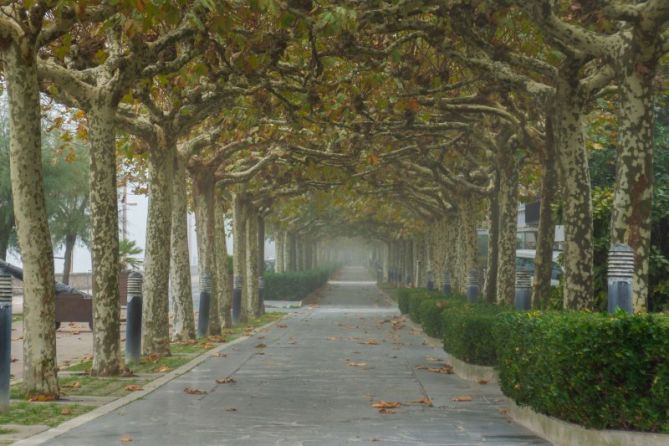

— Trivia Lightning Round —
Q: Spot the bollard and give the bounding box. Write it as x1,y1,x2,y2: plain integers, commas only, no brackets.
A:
232,274,242,324
197,273,212,338
427,271,434,290
514,268,532,310
443,271,451,295
467,269,480,303
257,275,264,315
125,272,143,365
608,244,634,314
0,269,11,412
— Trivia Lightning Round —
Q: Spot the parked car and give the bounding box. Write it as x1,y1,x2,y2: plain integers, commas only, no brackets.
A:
516,249,563,287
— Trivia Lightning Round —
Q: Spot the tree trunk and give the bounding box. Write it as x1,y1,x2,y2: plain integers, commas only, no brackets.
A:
532,120,558,309
275,231,284,273
142,142,174,356
193,172,221,335
555,64,595,309
5,41,59,396
214,188,232,328
245,206,260,319
61,233,77,285
232,190,248,322
257,214,265,316
170,152,195,341
484,179,500,304
0,225,8,261
87,96,121,376
496,147,519,306
610,46,655,312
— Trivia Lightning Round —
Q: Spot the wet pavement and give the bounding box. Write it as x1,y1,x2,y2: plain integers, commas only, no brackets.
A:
43,266,549,445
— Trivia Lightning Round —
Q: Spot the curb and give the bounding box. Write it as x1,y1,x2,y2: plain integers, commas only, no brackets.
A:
508,400,669,446
13,318,281,446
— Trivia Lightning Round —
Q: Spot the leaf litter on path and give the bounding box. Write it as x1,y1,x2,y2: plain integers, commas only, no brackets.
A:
372,401,401,413
184,387,208,395
453,395,473,402
216,377,236,384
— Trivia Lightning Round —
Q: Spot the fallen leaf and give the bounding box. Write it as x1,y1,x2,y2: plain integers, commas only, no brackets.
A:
225,407,237,412
207,335,226,343
453,395,473,402
255,343,267,349
371,401,401,409
120,435,133,443
64,381,81,389
478,380,489,385
364,339,380,345
411,397,433,406
154,365,172,373
125,384,143,392
184,387,207,395
30,394,56,402
277,324,288,328
347,361,368,367
201,342,215,349
327,336,338,341
145,353,161,363
211,352,227,358
216,377,236,384
378,408,397,414
72,330,80,335
60,407,72,415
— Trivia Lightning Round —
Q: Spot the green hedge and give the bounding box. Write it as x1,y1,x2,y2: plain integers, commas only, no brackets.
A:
441,303,504,366
263,265,338,301
494,311,669,432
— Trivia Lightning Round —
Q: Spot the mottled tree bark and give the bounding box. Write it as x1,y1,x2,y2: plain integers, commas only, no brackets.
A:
555,63,595,309
142,142,174,356
496,147,519,306
274,231,285,273
214,189,232,328
232,191,248,322
532,121,558,309
87,98,121,376
170,153,195,341
484,181,500,304
5,42,59,396
193,172,221,335
257,214,265,316
245,206,260,319
610,39,656,312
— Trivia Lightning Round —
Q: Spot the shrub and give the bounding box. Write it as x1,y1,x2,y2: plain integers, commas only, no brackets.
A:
263,265,338,301
397,288,412,314
494,311,669,432
441,303,504,366
418,298,458,338
406,288,443,323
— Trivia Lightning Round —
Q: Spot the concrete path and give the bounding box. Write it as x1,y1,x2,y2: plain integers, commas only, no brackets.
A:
42,266,549,445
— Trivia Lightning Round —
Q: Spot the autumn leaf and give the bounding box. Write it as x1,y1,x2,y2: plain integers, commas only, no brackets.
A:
411,397,433,406
60,407,72,415
30,394,56,402
154,365,172,373
347,361,367,367
453,395,473,402
255,343,267,349
63,381,81,389
478,380,489,385
145,353,161,363
371,401,401,411
378,408,397,414
184,387,207,395
277,324,288,328
120,435,133,443
327,336,338,341
211,352,227,358
216,377,236,384
363,339,380,345
125,384,144,392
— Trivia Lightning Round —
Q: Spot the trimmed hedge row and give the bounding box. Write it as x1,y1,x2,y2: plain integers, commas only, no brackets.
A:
495,311,669,432
263,265,338,301
397,287,669,432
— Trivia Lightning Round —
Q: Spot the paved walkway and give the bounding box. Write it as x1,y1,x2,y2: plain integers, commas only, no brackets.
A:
44,267,548,445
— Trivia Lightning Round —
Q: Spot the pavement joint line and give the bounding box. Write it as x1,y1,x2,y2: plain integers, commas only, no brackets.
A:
12,317,283,446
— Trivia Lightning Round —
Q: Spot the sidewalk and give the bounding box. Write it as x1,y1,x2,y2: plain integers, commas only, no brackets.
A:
33,266,548,445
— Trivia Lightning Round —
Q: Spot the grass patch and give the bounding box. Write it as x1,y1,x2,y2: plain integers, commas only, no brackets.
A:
59,376,150,397
0,402,91,427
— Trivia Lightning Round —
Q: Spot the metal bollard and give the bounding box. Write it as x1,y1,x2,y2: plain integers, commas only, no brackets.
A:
0,269,11,412
443,271,451,295
467,269,480,303
125,272,143,365
608,244,634,314
197,273,212,338
427,271,434,290
232,275,242,324
514,268,532,310
257,276,264,315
